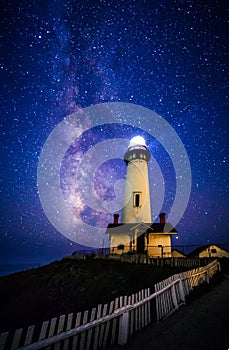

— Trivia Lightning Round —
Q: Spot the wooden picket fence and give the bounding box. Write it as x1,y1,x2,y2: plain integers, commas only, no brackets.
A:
155,259,220,321
0,259,220,350
106,254,214,268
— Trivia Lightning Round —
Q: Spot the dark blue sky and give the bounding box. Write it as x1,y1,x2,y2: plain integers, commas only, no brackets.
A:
1,0,228,264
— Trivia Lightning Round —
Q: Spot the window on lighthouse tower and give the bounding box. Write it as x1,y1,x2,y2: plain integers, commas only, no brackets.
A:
134,192,141,207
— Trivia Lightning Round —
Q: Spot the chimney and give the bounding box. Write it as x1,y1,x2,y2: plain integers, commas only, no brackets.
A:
113,214,119,224
159,212,166,224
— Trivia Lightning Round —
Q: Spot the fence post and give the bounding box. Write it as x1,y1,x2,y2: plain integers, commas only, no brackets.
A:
171,284,178,310
178,279,186,303
0,332,9,350
118,311,130,345
205,270,210,284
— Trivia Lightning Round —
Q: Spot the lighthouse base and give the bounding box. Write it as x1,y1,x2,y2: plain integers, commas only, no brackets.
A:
106,222,177,258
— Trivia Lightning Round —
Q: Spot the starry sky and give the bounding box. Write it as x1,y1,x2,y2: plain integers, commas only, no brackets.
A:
1,0,228,264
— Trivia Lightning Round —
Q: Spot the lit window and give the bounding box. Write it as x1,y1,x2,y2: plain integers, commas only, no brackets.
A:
133,153,136,158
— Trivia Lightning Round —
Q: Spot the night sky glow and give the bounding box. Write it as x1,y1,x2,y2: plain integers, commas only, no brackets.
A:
1,0,228,264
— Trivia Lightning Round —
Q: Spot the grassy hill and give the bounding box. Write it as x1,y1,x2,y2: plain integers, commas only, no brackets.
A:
0,257,189,333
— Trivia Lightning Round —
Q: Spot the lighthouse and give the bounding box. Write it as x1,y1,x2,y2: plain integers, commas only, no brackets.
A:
121,136,152,223
106,136,177,257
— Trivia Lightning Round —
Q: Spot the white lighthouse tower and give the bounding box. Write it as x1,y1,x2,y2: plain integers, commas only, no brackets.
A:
121,136,152,223
106,136,176,257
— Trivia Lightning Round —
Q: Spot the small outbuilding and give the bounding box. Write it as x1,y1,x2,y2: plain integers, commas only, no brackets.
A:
188,244,229,258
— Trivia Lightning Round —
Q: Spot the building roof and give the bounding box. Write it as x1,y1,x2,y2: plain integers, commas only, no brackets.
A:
106,222,177,235
187,244,229,257
172,248,186,256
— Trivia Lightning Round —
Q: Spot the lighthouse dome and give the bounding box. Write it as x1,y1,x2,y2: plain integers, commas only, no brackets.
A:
129,136,146,148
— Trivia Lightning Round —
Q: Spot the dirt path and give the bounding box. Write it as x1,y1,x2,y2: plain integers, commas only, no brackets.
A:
114,277,229,350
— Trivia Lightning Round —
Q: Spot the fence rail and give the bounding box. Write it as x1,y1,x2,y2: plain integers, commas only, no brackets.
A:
0,260,220,350
95,254,215,268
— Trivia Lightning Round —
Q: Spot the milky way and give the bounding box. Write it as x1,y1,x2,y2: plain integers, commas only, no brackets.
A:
0,0,228,263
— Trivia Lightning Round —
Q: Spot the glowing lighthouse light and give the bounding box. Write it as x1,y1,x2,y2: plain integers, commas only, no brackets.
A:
129,136,146,148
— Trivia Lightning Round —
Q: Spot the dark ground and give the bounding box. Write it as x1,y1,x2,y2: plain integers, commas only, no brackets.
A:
114,275,229,350
0,258,190,333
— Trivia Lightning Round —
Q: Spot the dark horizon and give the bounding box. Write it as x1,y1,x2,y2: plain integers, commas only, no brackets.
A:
1,240,229,277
